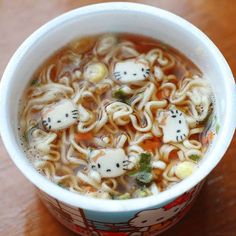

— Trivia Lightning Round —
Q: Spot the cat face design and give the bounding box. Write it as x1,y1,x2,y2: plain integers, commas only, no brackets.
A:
129,208,166,229
113,59,150,83
129,202,186,230
41,99,78,131
157,109,189,143
90,148,129,178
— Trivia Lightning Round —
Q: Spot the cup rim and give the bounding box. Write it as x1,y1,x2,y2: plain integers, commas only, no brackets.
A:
0,2,235,212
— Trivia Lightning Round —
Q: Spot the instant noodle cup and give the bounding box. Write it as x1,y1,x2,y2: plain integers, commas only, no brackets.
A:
0,3,235,235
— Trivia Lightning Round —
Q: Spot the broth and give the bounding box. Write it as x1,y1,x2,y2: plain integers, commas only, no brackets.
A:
19,33,215,199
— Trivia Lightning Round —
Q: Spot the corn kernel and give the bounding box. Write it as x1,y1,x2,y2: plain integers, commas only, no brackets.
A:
83,62,108,83
175,161,196,179
74,70,82,79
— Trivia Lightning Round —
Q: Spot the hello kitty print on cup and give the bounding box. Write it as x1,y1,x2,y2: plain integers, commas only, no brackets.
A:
128,187,197,235
113,59,150,83
128,203,186,234
157,108,189,143
89,148,129,178
41,99,79,131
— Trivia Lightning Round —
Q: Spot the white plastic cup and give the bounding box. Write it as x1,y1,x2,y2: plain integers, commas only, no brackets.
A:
0,3,235,235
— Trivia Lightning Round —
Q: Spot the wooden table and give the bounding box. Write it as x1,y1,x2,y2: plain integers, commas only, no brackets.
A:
0,1,235,235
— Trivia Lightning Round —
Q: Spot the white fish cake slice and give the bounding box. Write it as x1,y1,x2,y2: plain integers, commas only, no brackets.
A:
41,99,78,131
158,109,189,143
90,148,129,178
113,59,150,83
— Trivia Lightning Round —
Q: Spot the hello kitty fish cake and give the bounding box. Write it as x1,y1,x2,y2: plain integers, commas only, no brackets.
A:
41,99,79,131
157,108,189,143
113,58,150,83
89,148,129,178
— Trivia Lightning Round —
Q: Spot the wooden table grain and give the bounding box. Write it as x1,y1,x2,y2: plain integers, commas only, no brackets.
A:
0,1,236,235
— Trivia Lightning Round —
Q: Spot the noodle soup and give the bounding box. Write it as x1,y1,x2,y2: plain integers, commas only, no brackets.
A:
19,33,215,200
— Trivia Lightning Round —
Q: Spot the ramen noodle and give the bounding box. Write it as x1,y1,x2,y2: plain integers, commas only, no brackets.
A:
19,34,215,199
